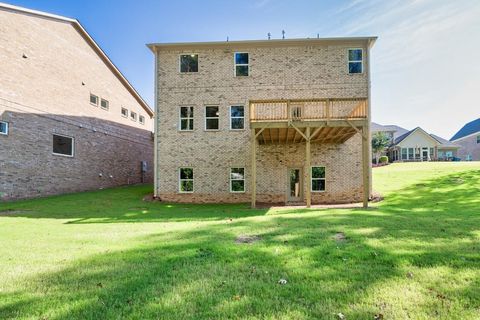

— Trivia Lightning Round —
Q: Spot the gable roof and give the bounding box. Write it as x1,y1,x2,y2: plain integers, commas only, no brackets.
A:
429,134,460,148
0,2,153,117
393,127,438,145
450,118,480,141
371,122,409,140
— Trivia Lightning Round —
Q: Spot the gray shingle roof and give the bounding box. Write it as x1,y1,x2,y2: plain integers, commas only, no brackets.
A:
371,122,409,140
450,118,480,141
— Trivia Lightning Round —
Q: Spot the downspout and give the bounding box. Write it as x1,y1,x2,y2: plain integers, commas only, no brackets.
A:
367,40,373,197
153,48,159,198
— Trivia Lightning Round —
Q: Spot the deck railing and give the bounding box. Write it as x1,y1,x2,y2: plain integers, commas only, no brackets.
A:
249,98,368,122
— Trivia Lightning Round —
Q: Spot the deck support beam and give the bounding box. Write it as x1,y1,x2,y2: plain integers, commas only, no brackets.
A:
251,131,257,208
362,125,370,208
305,127,311,208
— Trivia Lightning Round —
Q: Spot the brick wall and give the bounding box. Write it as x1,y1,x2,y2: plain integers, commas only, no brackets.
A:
455,134,480,160
154,40,370,204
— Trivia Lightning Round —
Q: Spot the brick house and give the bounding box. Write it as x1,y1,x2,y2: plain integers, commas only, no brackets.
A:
0,3,154,200
450,118,480,161
148,37,376,208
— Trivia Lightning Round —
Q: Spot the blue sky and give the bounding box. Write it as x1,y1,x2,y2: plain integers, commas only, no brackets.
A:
6,0,480,138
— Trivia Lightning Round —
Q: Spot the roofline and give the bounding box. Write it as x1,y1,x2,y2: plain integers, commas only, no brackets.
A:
147,36,378,52
394,127,441,146
450,130,480,142
0,2,153,117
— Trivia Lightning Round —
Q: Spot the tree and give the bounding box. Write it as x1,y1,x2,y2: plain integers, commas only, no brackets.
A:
371,132,391,164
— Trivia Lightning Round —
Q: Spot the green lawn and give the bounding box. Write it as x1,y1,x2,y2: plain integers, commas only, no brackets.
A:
0,162,479,319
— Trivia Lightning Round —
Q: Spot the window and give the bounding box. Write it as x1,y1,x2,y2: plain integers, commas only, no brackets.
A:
0,121,8,135
179,106,194,131
230,106,244,130
179,168,193,193
348,49,363,74
311,167,326,192
53,134,74,157
90,94,98,106
139,115,145,125
477,135,480,144
180,54,198,73
408,148,414,160
130,111,137,121
100,98,109,110
121,107,128,117
234,52,249,76
230,168,245,192
205,106,219,130
401,148,407,160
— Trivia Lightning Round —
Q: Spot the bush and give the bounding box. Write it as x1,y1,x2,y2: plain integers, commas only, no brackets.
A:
379,156,389,164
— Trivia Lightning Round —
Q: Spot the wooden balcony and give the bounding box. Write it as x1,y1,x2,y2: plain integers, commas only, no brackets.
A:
249,98,368,145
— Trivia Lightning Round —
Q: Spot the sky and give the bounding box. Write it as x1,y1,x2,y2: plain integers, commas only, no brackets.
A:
5,0,480,139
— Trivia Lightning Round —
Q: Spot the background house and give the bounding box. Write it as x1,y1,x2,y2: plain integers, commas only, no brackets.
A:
0,3,154,200
149,37,376,207
450,118,480,161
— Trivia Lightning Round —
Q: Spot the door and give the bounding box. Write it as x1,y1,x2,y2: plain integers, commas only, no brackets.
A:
288,168,302,202
422,148,429,161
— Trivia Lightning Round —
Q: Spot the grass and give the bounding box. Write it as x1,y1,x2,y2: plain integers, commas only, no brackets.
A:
0,162,479,319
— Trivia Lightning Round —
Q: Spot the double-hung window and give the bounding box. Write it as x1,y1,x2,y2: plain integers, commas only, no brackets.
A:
230,106,244,130
180,54,198,73
130,111,137,121
90,94,98,106
311,166,326,192
100,98,109,110
179,106,194,131
121,107,128,117
230,168,245,192
179,168,194,193
0,121,8,135
234,52,249,76
139,115,145,125
348,49,363,74
205,106,219,130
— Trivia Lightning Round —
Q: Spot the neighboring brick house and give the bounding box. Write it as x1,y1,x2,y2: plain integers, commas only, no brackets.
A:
450,118,480,161
148,37,376,207
0,3,154,200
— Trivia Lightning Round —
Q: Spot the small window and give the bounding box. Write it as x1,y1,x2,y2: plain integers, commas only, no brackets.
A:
477,135,480,144
230,106,244,130
139,115,145,125
408,148,414,160
179,168,193,193
130,111,137,121
180,54,198,73
348,49,363,74
311,166,326,192
230,168,245,192
0,121,8,135
179,106,194,131
121,107,128,117
100,99,109,110
234,52,249,76
401,148,407,160
53,134,74,157
205,106,219,130
90,94,98,106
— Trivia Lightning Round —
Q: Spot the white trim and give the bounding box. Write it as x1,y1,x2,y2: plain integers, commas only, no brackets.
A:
52,133,74,157
204,105,219,131
179,53,199,73
311,166,326,193
178,167,194,193
230,167,246,193
347,48,363,74
179,106,194,131
0,120,9,135
229,105,245,130
234,52,249,77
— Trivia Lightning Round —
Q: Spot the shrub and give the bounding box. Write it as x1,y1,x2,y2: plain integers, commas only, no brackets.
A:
379,156,389,164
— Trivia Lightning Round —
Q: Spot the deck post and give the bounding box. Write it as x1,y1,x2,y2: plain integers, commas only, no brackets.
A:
305,127,311,208
362,125,369,208
251,130,257,208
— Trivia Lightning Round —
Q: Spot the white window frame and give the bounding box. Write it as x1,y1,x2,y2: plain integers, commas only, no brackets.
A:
130,111,137,122
139,115,145,125
311,166,326,192
230,167,245,193
204,105,219,131
121,107,128,118
179,168,194,193
90,93,99,106
347,48,363,74
52,133,74,158
477,135,480,144
100,98,109,110
179,106,194,131
234,52,249,77
0,121,8,135
229,105,245,130
179,54,199,73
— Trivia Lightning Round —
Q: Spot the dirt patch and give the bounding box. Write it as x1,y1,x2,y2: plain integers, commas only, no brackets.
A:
142,194,156,202
0,209,30,216
450,178,464,185
333,232,347,242
235,235,262,244
370,192,384,203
